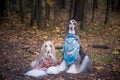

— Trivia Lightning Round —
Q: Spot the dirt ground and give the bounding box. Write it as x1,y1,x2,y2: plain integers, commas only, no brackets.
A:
0,12,120,80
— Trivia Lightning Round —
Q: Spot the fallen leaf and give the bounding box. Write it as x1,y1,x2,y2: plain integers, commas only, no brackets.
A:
95,66,104,71
112,50,119,55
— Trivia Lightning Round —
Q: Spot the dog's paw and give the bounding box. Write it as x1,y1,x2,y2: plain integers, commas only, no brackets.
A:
66,64,79,74
24,69,47,78
47,66,59,74
66,69,78,74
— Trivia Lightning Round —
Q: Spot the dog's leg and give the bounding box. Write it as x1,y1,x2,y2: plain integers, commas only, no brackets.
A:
47,60,68,74
66,63,79,73
79,55,93,73
47,65,60,74
58,60,68,72
24,69,47,78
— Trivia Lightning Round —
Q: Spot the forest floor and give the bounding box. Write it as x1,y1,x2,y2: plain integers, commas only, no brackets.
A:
0,11,120,80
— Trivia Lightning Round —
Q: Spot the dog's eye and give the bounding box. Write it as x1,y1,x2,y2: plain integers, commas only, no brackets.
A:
73,22,75,25
50,45,52,48
69,22,71,25
45,45,47,48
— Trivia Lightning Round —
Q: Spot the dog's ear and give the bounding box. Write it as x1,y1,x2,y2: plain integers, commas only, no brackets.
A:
33,43,45,67
66,19,79,36
38,43,46,61
40,43,46,58
51,42,57,63
66,21,69,35
72,19,79,36
75,23,79,36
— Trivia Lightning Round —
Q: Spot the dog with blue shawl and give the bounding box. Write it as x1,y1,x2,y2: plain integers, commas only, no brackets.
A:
47,19,92,74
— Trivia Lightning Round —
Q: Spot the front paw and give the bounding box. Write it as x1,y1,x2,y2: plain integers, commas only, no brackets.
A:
24,69,47,77
47,66,59,74
66,64,79,74
66,69,78,74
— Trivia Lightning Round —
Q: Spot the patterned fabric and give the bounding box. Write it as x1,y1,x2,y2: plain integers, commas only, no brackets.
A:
34,56,56,71
63,33,80,65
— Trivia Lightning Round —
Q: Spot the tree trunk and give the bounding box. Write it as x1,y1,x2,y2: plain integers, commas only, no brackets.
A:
104,0,111,24
117,0,120,11
58,0,66,9
45,0,50,20
69,0,75,19
61,0,66,8
0,0,6,23
95,0,98,9
30,0,35,27
111,0,117,11
54,0,57,27
34,0,38,20
15,0,19,13
80,0,88,30
91,0,96,22
73,0,83,21
37,0,42,29
19,0,24,24
8,0,13,24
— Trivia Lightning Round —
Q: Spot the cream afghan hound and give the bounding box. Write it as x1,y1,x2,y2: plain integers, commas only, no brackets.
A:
24,41,57,78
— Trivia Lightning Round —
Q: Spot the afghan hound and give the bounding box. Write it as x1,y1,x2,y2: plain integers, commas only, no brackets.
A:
24,41,57,77
47,19,92,74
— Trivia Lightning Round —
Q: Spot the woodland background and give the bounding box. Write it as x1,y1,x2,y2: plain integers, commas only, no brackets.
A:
0,0,120,80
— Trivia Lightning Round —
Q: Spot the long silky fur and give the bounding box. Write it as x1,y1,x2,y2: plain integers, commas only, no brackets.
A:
46,19,93,75
66,19,79,36
25,41,57,78
63,19,92,73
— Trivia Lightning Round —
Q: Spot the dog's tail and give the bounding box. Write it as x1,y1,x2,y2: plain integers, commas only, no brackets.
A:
24,69,47,78
79,55,93,73
86,57,93,72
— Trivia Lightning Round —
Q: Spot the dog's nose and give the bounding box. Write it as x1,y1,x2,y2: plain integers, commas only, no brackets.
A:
49,55,52,58
47,51,50,54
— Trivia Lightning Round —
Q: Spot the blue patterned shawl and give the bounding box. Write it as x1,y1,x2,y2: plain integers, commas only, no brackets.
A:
63,33,80,65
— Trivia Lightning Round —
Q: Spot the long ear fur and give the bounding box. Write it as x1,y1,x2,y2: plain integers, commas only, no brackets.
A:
74,21,79,36
71,19,79,36
66,19,79,36
33,43,45,67
66,20,69,36
40,43,46,59
51,42,57,64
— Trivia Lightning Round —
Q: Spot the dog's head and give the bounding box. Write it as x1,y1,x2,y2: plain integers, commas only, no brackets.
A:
66,19,79,35
40,41,56,63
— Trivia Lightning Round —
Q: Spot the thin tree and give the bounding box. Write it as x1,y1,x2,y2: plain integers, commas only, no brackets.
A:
54,0,57,27
104,0,111,24
94,0,98,9
34,0,38,20
45,0,50,20
61,0,66,8
37,0,42,29
30,0,35,27
44,0,50,28
91,0,96,22
69,0,75,19
19,0,24,24
117,0,120,11
73,0,83,21
80,0,88,30
0,0,6,23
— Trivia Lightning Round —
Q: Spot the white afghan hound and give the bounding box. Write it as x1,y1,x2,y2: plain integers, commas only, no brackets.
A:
47,19,92,74
24,41,57,78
